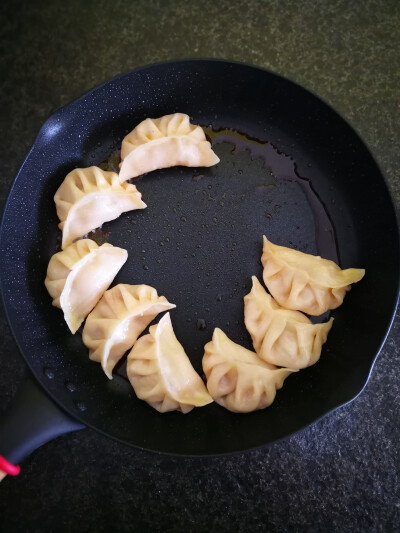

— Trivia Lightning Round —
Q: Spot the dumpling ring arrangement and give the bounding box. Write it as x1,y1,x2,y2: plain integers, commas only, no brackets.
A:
45,112,365,416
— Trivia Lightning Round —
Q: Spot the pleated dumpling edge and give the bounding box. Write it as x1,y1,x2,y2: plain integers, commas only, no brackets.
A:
82,284,175,379
202,328,296,413
244,276,333,369
44,239,128,334
261,236,365,315
54,166,146,249
119,113,220,181
127,312,213,413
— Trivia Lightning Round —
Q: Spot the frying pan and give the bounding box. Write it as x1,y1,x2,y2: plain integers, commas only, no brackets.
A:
0,60,399,472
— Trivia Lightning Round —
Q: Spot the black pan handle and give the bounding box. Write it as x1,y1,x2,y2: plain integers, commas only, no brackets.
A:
0,371,85,475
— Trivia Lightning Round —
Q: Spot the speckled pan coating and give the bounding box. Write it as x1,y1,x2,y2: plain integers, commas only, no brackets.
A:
0,60,398,455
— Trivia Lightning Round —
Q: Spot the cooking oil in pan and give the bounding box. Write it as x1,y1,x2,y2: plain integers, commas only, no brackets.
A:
204,127,338,263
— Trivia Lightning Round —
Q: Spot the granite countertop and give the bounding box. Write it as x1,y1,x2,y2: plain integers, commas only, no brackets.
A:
0,1,399,531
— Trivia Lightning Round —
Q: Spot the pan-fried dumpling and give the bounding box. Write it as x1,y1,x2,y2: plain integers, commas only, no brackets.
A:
244,276,333,369
127,313,213,413
82,284,175,379
44,239,128,334
119,113,220,181
54,166,146,249
261,236,365,315
202,328,295,413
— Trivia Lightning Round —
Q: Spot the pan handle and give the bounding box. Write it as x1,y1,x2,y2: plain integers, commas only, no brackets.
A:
0,371,85,480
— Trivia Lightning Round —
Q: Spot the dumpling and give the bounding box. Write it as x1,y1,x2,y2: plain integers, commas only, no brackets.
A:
127,313,213,413
44,239,127,334
202,328,295,413
82,284,175,379
244,276,333,369
54,166,146,249
119,113,220,181
261,236,365,315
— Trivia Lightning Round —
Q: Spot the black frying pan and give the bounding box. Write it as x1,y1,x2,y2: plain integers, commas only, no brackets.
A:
0,60,399,469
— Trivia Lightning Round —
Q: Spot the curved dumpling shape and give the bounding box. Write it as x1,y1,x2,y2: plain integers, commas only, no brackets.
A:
119,113,220,181
54,166,146,249
261,236,365,315
44,239,128,334
127,313,213,413
202,328,295,413
82,284,175,379
244,276,333,369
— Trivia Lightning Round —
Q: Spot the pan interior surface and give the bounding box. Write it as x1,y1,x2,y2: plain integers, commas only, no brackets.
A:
1,60,398,455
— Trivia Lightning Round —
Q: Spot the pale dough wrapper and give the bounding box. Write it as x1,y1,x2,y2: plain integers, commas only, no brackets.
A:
54,166,146,249
127,313,213,413
244,276,333,369
261,236,365,316
44,239,128,334
119,113,220,181
82,284,175,379
202,328,295,413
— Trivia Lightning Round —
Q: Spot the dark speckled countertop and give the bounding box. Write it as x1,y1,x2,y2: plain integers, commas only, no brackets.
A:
0,1,399,531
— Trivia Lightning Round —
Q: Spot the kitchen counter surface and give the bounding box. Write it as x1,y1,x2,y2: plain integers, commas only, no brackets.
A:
0,1,399,531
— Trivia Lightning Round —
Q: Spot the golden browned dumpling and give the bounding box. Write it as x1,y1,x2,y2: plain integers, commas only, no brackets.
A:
44,239,127,334
82,284,175,379
202,328,295,413
119,113,219,181
261,236,365,315
54,166,146,249
244,276,333,369
127,313,213,413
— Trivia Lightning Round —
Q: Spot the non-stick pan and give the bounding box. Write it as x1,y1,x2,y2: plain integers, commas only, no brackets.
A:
0,60,399,473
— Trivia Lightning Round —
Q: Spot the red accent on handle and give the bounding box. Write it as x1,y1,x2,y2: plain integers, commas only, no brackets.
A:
0,455,20,476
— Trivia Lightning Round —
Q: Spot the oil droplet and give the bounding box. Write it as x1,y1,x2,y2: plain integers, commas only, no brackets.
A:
75,401,87,412
43,368,54,380
65,381,76,392
197,318,207,330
